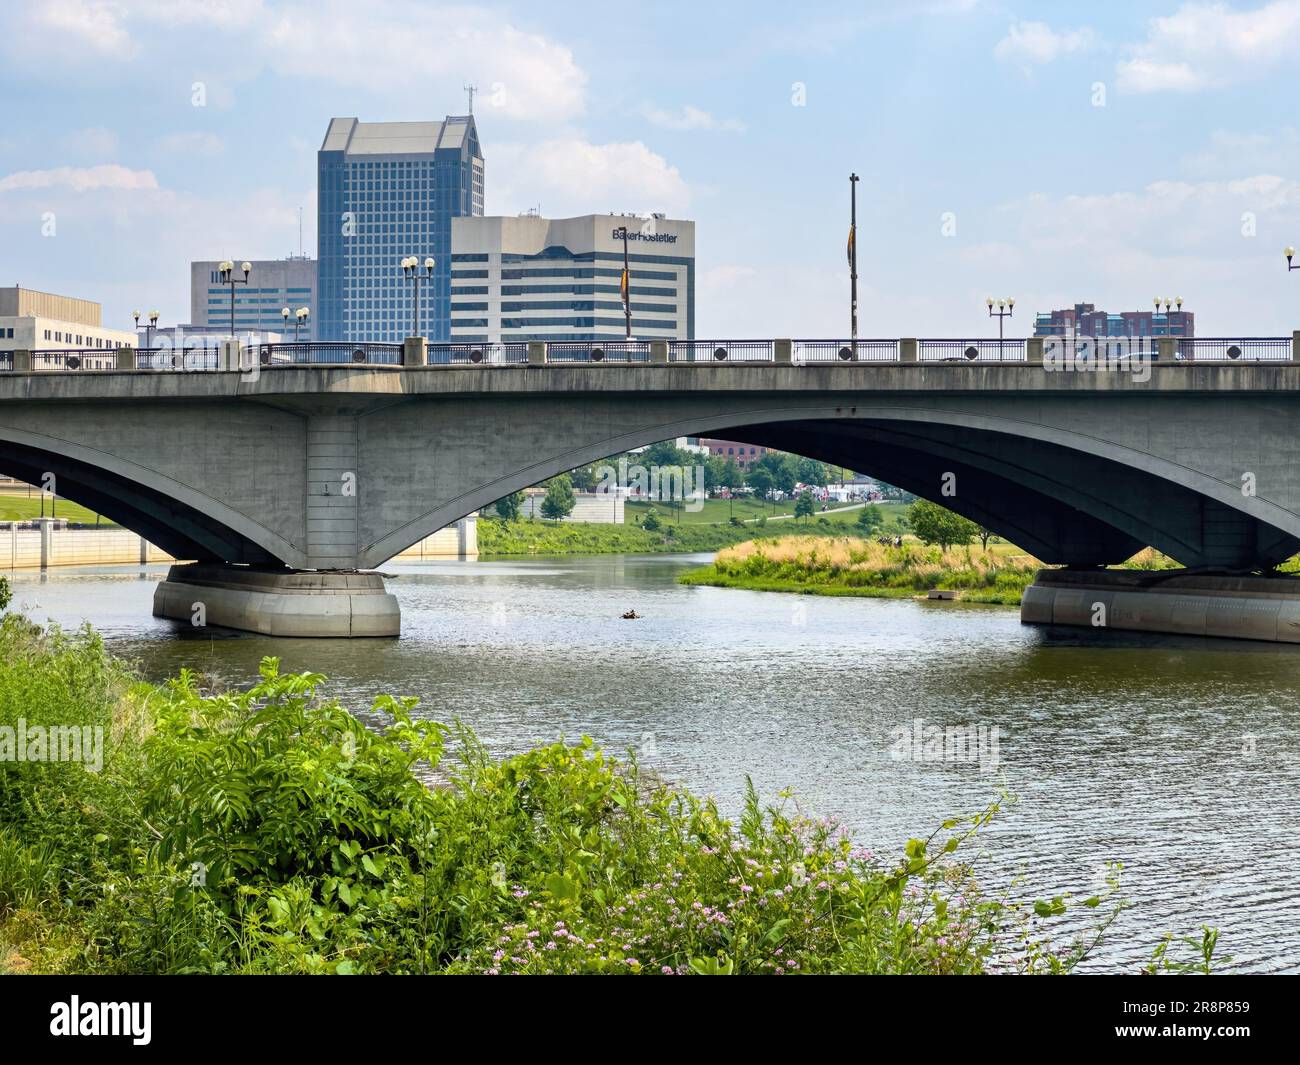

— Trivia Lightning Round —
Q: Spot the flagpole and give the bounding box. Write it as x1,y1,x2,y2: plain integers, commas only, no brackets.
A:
849,173,859,344
621,224,632,338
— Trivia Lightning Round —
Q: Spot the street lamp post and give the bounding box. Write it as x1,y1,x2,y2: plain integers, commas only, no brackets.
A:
1153,297,1183,355
281,306,310,342
132,310,160,350
401,256,435,337
986,297,1014,359
218,260,252,337
1286,246,1298,273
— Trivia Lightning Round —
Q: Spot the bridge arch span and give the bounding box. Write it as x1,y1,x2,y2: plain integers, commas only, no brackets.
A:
0,425,306,568
360,402,1300,570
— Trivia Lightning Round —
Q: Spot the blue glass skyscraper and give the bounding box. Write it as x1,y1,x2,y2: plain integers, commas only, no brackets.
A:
317,116,484,342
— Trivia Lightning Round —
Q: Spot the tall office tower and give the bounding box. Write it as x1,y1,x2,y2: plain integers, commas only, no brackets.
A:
317,116,484,342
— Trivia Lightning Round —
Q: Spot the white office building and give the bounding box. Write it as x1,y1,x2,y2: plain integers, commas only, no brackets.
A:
190,257,317,339
0,287,136,359
450,213,694,343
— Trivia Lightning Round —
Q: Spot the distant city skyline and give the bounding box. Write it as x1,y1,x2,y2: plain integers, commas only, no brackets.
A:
2,1,1299,338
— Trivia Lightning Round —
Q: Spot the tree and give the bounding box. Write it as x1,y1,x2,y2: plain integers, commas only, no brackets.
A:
745,465,775,502
540,475,576,521
908,499,979,550
856,505,883,531
492,491,524,522
795,457,828,488
642,509,662,531
977,526,995,550
794,491,815,521
569,464,601,492
705,455,743,494
755,452,799,496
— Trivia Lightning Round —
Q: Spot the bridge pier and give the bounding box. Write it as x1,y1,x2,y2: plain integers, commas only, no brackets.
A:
1021,568,1300,643
152,564,399,638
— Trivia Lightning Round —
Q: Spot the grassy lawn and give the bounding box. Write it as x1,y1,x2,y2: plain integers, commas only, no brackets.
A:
0,494,112,524
624,498,909,527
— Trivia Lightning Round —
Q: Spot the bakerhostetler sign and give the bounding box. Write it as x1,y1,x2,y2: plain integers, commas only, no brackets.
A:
612,228,679,243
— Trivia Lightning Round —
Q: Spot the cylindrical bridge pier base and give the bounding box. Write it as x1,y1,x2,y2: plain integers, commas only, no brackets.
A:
152,563,400,637
1022,568,1300,643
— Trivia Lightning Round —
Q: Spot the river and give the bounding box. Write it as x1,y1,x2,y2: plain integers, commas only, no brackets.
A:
7,553,1299,973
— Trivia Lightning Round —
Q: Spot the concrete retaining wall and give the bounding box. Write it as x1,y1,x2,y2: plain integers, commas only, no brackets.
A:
1,516,478,571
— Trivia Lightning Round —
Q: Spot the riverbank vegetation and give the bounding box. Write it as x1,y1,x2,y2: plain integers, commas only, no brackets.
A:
477,506,903,558
680,537,1045,605
0,614,1217,975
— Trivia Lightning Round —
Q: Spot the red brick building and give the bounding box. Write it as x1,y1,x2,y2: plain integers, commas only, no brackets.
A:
699,438,770,469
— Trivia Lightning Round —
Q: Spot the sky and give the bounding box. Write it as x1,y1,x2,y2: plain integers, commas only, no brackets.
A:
2,0,1299,337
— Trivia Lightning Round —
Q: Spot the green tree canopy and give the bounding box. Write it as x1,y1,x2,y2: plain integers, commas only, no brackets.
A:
492,491,524,522
795,457,829,488
540,475,576,522
794,491,815,521
908,499,979,550
745,465,775,500
856,505,883,530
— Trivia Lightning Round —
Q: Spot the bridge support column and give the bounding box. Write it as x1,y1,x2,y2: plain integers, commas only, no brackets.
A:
1022,568,1300,643
403,337,427,366
153,564,399,637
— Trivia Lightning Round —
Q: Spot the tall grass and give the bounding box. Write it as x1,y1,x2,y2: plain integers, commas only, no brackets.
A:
681,536,1042,604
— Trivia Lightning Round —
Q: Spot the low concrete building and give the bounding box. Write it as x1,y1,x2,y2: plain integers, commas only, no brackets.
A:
0,286,135,358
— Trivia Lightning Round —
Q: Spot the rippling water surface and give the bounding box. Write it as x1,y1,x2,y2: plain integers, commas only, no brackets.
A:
9,554,1300,972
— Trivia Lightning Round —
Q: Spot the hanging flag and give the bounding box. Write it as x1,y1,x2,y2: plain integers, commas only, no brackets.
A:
620,267,629,310
847,223,856,268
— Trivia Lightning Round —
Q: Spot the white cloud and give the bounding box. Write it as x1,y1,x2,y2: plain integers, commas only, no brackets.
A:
1117,0,1300,93
0,165,158,193
995,20,1096,67
489,139,691,217
2,1,588,122
24,0,136,56
154,131,225,158
642,105,745,133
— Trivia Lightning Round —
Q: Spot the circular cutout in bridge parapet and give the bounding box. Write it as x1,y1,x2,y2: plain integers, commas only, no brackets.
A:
964,345,979,360
713,347,728,361
66,355,82,370
590,348,605,362
838,346,853,360
469,349,484,363
352,349,367,363
1227,344,1242,359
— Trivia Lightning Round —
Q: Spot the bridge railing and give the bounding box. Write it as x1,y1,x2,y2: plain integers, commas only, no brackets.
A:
794,340,900,363
669,340,774,363
259,342,403,365
29,349,120,371
918,339,1027,362
1174,337,1293,361
546,341,653,364
137,347,221,371
3,335,1298,371
427,342,528,366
